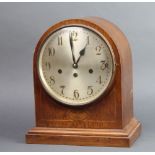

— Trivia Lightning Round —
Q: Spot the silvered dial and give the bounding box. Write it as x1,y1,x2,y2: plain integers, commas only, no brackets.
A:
38,26,115,106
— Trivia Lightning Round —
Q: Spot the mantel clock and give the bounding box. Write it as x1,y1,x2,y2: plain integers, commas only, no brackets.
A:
26,17,141,147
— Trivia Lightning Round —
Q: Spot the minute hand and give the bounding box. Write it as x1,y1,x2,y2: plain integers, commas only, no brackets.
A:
69,33,76,64
76,44,87,64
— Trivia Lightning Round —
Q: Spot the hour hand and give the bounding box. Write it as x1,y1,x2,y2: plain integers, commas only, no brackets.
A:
69,33,76,64
76,43,87,64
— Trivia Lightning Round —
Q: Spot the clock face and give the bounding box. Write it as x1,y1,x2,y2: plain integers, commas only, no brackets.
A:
38,26,115,106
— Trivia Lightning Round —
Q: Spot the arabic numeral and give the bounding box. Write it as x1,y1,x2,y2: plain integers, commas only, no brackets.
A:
87,86,93,95
58,36,62,46
48,47,55,56
73,90,79,99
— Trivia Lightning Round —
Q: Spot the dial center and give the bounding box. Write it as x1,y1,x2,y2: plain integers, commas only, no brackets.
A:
72,63,78,69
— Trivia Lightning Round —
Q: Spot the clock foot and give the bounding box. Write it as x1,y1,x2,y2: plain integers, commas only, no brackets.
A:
26,118,141,147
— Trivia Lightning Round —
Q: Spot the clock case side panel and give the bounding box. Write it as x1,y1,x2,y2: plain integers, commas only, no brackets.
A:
33,40,44,126
85,17,133,127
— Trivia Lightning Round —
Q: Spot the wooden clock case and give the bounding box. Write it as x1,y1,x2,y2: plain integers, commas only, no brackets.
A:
26,17,141,147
